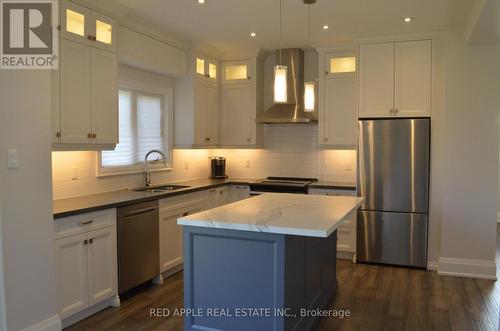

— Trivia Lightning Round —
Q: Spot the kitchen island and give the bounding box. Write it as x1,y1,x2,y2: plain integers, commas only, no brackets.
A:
178,193,364,331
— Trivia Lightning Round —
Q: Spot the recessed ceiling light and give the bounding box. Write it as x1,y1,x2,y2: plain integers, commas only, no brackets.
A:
322,25,329,30
403,17,413,23
250,32,257,37
198,0,205,4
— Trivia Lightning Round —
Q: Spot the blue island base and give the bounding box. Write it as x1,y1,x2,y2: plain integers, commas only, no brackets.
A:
182,226,338,331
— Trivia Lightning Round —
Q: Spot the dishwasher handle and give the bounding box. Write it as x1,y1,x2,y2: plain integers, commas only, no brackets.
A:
122,207,158,219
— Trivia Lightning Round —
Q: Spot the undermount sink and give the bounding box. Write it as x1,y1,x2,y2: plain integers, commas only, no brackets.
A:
132,185,190,193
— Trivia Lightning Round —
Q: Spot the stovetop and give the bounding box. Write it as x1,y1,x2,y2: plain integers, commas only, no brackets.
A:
254,177,318,187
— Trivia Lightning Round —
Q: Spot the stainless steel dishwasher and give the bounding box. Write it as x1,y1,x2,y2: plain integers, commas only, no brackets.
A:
117,200,159,294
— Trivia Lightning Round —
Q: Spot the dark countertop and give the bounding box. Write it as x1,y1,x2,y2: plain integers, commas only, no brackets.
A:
53,178,357,219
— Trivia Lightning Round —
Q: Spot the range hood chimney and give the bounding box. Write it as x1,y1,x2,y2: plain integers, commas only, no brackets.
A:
257,48,318,124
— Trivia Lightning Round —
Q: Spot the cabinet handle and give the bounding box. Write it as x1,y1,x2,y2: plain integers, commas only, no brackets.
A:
88,238,93,244
246,138,251,142
92,36,96,41
182,212,189,217
247,76,251,80
205,137,211,141
87,133,92,139
78,220,93,226
87,35,93,40
324,137,328,142
325,71,329,75
394,109,398,115
56,132,61,138
92,133,97,139
83,239,88,245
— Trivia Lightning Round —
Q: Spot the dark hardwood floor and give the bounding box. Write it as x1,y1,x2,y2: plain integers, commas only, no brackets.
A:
67,230,500,331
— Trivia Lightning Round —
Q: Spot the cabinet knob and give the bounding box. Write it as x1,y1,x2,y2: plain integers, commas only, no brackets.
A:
394,109,398,115
83,239,88,245
87,35,93,40
325,71,329,75
246,138,251,142
182,212,189,217
92,36,96,41
88,238,93,244
324,137,328,142
92,133,97,139
56,132,61,138
247,76,251,80
205,137,211,141
87,133,92,139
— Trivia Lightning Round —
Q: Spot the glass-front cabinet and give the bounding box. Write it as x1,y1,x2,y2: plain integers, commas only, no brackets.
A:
325,54,356,77
195,56,217,81
60,0,117,53
221,60,252,84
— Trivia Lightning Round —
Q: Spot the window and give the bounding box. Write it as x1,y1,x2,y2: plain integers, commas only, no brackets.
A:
99,87,173,175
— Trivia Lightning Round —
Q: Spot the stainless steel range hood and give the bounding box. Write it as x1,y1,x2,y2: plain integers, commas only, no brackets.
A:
257,48,318,124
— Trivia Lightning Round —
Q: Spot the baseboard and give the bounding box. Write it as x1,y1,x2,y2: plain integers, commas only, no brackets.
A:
427,260,439,271
336,251,355,261
438,257,497,280
22,315,61,331
62,296,115,328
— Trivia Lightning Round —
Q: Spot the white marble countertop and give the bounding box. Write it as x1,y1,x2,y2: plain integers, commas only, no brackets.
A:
178,193,365,237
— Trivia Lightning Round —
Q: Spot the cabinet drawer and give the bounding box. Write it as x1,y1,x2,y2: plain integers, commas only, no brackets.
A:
159,192,203,211
337,226,356,253
54,208,116,239
308,188,356,196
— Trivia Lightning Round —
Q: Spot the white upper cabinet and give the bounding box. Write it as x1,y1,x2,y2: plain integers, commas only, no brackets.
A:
218,56,263,147
91,48,118,144
60,39,92,144
60,0,117,53
174,53,219,148
320,52,357,147
195,78,219,145
221,61,252,84
394,40,432,117
219,83,253,145
358,40,431,118
358,42,395,118
53,0,118,149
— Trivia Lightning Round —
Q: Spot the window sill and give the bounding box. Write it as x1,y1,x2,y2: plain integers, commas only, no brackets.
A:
96,165,173,178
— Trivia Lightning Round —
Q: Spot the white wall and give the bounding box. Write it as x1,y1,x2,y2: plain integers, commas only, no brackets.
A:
437,31,500,278
0,71,59,330
213,124,356,183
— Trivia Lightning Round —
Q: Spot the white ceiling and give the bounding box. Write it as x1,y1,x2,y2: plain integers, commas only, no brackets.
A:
113,0,479,51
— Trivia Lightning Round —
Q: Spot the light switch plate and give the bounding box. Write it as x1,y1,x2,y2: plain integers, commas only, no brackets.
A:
7,149,18,169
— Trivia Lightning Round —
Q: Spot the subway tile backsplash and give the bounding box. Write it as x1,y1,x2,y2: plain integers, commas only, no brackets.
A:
52,124,356,199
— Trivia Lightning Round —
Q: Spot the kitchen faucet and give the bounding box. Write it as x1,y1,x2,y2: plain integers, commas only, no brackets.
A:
143,149,167,187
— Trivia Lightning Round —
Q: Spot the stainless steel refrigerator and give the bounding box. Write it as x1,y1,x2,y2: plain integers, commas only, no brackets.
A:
357,118,430,268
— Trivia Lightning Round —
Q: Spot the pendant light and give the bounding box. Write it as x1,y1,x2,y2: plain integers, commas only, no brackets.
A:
273,0,287,103
303,0,316,112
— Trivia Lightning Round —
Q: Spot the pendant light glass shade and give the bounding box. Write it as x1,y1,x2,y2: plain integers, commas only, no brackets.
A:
304,81,315,112
273,64,288,103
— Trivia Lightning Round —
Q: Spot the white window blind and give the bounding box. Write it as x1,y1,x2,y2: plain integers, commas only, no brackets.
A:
101,88,167,169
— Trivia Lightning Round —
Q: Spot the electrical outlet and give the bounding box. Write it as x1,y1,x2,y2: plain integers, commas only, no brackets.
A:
7,149,18,169
184,162,189,170
245,160,251,168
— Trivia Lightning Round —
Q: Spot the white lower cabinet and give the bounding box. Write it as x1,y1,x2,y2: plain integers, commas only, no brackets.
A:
231,185,250,202
54,209,117,320
204,186,232,209
308,188,357,261
159,194,204,273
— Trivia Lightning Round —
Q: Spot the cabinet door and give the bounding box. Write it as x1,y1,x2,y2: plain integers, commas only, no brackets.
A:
232,185,250,202
87,227,117,306
60,39,92,143
394,40,431,117
159,207,184,273
323,76,357,146
220,83,253,145
60,0,93,46
89,12,117,53
55,234,88,319
358,42,395,118
221,61,252,84
216,187,231,206
91,48,118,144
195,79,218,145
